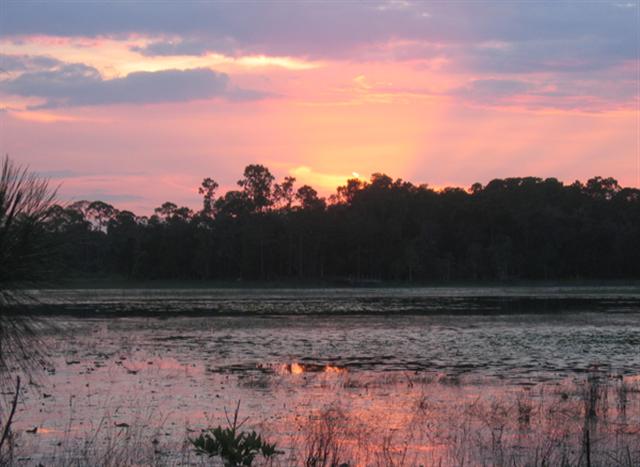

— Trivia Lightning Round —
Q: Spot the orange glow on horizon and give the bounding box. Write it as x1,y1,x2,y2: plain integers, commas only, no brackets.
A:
1,25,637,214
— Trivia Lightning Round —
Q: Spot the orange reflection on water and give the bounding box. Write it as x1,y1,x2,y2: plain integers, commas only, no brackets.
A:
282,362,348,374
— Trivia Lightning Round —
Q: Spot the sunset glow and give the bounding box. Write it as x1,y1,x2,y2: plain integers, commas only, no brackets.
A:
1,1,637,213
2,5,639,464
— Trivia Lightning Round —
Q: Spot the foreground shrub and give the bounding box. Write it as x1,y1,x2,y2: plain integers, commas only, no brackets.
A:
190,401,280,466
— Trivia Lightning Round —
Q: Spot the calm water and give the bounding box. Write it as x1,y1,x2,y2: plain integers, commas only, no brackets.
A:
10,286,640,465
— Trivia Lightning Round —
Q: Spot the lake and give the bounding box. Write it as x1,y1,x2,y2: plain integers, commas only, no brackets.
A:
10,286,640,465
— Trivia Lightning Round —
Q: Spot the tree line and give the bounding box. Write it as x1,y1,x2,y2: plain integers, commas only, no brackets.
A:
40,165,640,282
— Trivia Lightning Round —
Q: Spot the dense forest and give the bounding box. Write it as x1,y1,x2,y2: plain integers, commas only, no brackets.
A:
29,165,640,282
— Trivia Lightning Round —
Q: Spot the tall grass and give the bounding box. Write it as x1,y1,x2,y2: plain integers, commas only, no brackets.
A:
0,155,57,377
3,368,639,466
0,156,57,462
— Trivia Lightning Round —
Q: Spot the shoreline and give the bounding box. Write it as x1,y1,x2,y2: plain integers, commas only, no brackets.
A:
39,277,640,290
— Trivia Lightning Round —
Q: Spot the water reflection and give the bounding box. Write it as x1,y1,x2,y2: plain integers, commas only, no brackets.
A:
280,363,347,375
9,287,640,465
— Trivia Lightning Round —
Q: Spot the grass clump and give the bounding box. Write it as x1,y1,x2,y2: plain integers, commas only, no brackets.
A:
190,401,280,466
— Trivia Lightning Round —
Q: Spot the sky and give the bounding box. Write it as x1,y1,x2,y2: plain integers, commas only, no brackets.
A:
1,0,638,213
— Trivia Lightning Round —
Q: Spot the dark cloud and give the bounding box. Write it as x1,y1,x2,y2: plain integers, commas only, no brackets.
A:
454,79,534,100
452,75,639,112
0,54,63,72
35,169,80,179
1,63,268,108
130,37,238,57
1,1,636,74
457,37,638,74
73,192,145,203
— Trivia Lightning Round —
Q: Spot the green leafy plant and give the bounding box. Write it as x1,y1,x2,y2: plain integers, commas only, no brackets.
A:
190,401,280,466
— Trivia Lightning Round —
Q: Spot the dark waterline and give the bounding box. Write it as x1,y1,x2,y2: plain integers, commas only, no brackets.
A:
19,285,640,316
23,286,640,381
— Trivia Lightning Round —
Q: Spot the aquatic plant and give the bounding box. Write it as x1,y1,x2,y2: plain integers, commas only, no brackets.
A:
190,401,280,466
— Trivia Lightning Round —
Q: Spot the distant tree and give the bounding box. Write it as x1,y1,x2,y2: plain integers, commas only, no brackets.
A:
238,164,275,212
172,206,193,222
46,204,89,233
470,182,483,194
107,210,140,277
29,162,640,282
154,201,178,221
198,177,219,215
585,176,620,200
87,200,117,232
273,176,296,210
369,173,393,190
215,190,250,219
296,185,325,211
67,200,91,219
332,178,364,205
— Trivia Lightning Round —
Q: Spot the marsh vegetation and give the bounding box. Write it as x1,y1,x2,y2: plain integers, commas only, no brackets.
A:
2,288,639,466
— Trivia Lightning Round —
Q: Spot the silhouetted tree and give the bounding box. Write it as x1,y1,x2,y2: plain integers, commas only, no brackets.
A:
238,164,275,213
87,200,117,231
154,201,178,221
296,185,325,211
273,176,296,210
199,177,219,215
36,163,640,283
215,191,250,219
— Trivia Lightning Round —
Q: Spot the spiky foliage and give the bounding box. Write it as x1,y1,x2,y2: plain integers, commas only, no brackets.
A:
0,155,57,377
191,401,280,466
